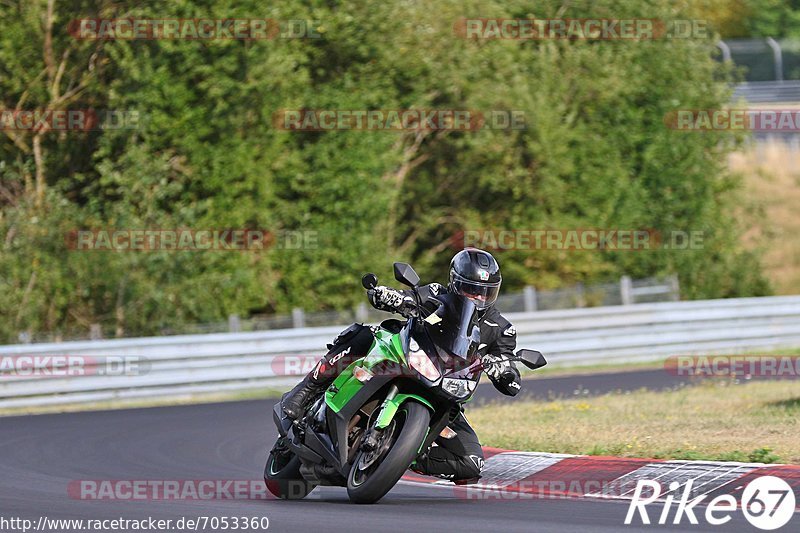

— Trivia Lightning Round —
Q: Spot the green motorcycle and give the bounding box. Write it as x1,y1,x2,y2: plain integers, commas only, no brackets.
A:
265,262,546,504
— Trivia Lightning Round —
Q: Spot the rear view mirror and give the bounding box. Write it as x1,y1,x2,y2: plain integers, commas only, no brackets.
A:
515,349,547,370
393,262,420,288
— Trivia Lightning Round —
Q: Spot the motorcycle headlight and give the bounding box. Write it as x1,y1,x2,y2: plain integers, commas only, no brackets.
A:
441,377,477,399
408,339,441,382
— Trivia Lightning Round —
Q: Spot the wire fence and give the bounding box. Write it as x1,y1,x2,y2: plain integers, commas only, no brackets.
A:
17,275,679,345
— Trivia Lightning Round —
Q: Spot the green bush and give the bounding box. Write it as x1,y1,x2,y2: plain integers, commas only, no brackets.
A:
0,0,770,342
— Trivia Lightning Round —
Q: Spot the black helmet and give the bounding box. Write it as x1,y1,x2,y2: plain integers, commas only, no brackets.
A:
448,248,502,311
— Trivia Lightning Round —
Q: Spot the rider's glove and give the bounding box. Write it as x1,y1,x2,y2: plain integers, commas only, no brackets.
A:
481,353,522,396
481,353,511,380
368,286,418,317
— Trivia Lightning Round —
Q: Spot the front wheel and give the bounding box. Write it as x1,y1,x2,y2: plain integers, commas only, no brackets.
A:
346,401,431,504
264,439,316,500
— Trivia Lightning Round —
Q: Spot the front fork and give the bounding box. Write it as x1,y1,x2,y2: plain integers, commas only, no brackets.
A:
360,384,399,452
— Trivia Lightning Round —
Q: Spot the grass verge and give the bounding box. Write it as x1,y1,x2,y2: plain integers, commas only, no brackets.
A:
730,139,800,294
469,379,800,464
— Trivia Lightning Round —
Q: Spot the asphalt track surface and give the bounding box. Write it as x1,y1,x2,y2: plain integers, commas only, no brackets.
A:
0,370,781,532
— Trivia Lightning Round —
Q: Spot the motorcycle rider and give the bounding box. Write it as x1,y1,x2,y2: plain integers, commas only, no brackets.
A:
281,248,521,481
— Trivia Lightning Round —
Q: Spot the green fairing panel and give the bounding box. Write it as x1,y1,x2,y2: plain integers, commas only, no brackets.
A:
325,330,406,413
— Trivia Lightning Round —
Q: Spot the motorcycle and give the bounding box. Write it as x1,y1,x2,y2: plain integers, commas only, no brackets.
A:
264,262,547,504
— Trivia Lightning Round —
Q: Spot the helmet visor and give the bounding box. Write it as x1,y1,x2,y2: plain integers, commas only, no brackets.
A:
450,272,500,310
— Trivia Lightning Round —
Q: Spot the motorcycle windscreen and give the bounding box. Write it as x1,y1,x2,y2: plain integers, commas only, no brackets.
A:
424,293,480,359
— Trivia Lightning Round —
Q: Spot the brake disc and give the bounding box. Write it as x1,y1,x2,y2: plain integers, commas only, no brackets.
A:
357,419,396,470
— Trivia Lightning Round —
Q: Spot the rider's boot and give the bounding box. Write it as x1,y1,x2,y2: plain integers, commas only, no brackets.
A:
410,448,483,484
282,374,331,420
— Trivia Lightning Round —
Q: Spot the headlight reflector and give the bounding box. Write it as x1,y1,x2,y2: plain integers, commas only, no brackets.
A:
441,377,476,398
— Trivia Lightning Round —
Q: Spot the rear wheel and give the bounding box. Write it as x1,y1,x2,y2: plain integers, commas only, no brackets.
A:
346,401,431,504
264,438,316,500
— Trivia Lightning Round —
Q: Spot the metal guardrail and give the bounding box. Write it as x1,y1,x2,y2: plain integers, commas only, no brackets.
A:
20,276,679,343
719,38,800,83
732,80,800,103
1,295,799,409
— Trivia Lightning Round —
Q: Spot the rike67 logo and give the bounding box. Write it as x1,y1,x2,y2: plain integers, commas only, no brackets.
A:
625,476,795,530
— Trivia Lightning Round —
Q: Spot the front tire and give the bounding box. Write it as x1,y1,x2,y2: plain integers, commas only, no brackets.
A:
346,401,431,504
264,440,316,500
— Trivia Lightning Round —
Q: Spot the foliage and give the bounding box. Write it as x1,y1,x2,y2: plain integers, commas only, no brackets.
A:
689,0,800,38
0,0,770,342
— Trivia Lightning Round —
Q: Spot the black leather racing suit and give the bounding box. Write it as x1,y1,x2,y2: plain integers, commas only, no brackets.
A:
308,282,521,481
